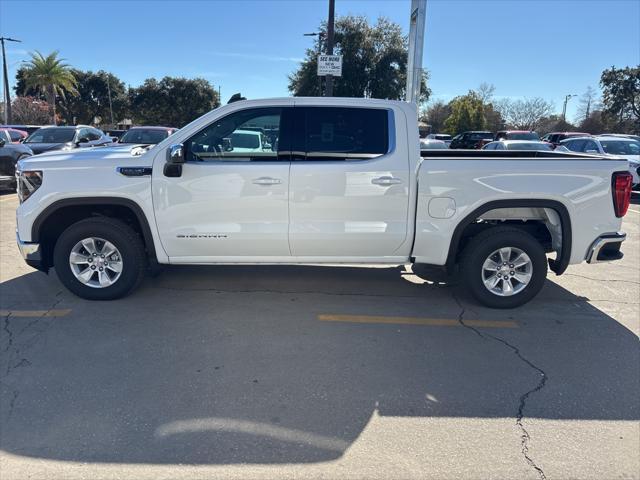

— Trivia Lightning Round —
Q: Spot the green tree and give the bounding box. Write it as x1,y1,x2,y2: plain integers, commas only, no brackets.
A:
443,91,485,135
129,77,220,127
289,15,430,103
421,100,451,133
55,70,128,126
22,51,78,124
600,65,640,133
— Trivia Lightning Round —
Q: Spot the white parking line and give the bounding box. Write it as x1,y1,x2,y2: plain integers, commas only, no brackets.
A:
628,208,640,214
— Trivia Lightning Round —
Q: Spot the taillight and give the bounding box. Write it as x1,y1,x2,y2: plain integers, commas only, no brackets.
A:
612,172,632,217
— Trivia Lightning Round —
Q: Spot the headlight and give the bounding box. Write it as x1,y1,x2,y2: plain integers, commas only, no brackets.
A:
16,170,43,203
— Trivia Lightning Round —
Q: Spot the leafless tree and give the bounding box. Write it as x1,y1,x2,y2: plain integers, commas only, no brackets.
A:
496,97,554,130
575,86,602,124
476,82,496,103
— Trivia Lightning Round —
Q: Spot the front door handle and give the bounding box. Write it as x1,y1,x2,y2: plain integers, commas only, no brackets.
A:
252,177,282,186
372,176,402,186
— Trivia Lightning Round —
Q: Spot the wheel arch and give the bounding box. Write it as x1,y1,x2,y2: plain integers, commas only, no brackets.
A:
446,199,572,275
32,197,158,269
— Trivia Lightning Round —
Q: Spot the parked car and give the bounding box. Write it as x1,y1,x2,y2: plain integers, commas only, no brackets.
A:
478,131,541,149
0,127,28,144
450,131,494,149
24,126,113,155
599,133,640,141
426,133,452,147
482,140,553,151
420,139,448,150
541,132,591,148
560,135,640,187
15,98,633,308
118,126,179,145
0,137,33,190
0,124,46,136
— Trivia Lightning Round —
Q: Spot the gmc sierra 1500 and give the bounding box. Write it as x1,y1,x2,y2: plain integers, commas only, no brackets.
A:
15,98,633,308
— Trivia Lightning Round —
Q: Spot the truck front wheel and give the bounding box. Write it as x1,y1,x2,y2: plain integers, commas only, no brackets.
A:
460,227,547,309
53,218,146,300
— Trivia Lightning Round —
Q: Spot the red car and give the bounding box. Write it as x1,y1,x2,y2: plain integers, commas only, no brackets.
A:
541,132,591,149
0,127,28,144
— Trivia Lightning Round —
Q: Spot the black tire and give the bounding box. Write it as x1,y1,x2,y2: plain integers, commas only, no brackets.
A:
53,217,146,300
460,227,547,309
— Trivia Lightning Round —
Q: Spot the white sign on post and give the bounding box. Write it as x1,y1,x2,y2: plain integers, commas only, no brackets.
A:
317,55,343,77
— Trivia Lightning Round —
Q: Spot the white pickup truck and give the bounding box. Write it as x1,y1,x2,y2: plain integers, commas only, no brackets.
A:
15,98,633,308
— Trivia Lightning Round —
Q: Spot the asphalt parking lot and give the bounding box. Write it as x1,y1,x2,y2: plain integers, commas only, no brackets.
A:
0,192,638,480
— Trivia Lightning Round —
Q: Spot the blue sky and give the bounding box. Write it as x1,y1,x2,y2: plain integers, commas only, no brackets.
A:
1,0,639,121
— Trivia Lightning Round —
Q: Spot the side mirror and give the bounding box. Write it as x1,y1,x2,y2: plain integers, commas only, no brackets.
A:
167,143,185,164
0,138,5,147
164,143,184,178
76,137,90,146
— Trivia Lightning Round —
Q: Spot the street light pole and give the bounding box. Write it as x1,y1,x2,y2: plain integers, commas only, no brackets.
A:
406,0,426,107
562,94,575,122
324,0,335,97
1,36,22,124
304,32,325,96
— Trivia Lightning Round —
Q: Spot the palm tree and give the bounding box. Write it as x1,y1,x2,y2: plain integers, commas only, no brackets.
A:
23,51,77,125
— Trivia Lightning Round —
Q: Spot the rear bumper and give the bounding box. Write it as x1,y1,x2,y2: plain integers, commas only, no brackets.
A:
16,232,46,272
586,232,626,264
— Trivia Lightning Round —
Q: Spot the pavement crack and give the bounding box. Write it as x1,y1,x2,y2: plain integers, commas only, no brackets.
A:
452,291,548,480
563,273,640,285
2,312,13,354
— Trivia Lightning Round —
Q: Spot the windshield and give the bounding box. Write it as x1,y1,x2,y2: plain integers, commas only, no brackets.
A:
120,129,169,144
600,140,640,155
505,132,539,140
506,142,552,151
230,132,260,149
469,132,493,140
25,128,75,143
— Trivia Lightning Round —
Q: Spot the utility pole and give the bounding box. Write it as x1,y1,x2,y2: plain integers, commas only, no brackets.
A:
562,94,575,121
324,0,335,97
406,0,426,107
1,36,22,124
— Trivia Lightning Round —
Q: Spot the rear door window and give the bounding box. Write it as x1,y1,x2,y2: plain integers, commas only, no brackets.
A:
298,107,389,160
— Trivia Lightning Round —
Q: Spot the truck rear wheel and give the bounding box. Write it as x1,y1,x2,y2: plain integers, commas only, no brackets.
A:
53,218,146,300
460,227,547,309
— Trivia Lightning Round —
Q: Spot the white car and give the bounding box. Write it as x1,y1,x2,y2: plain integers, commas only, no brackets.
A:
15,97,633,308
482,140,553,151
420,139,448,150
426,133,452,147
560,136,640,187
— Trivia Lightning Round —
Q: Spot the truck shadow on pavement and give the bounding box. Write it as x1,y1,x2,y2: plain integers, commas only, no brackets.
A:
1,265,638,464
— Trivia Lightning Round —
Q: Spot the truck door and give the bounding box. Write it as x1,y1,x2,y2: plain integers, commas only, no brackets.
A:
288,104,411,258
152,106,293,261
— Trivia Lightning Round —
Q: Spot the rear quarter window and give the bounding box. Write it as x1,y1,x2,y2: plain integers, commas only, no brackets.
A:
302,107,389,159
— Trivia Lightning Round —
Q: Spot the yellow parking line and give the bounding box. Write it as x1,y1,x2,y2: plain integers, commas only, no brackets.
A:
318,314,518,329
0,309,71,317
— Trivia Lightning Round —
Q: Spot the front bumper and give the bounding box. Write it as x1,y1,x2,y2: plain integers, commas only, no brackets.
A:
586,232,626,264
17,233,46,272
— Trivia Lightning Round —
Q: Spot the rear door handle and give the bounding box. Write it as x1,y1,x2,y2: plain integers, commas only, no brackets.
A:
371,176,402,186
252,177,282,186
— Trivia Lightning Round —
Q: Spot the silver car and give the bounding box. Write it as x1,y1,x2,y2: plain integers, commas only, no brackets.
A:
482,140,553,151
